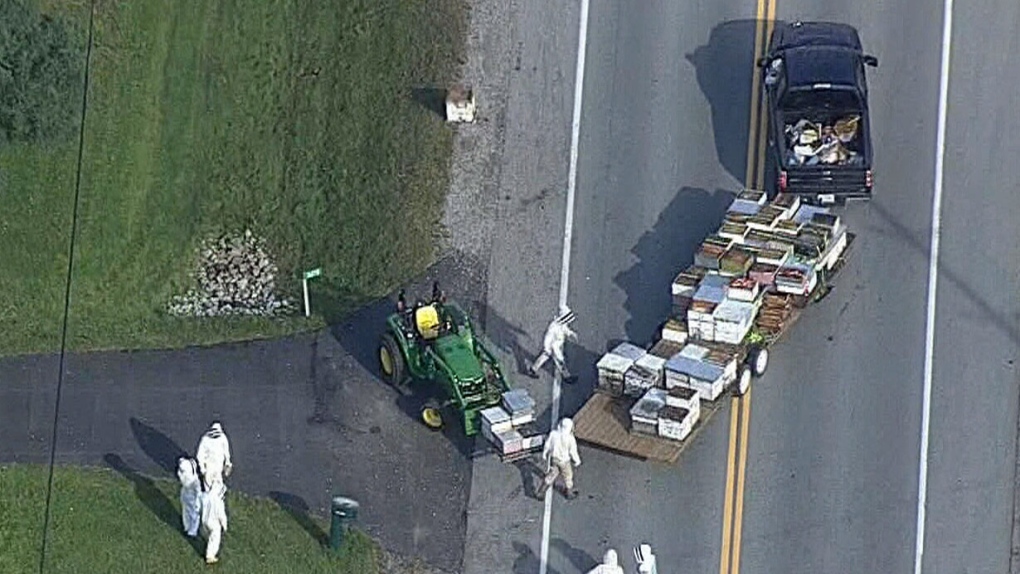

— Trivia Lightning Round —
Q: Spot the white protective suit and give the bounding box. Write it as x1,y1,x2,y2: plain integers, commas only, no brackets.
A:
529,309,577,379
176,456,202,537
586,549,625,574
542,418,581,495
200,481,229,563
634,544,658,574
196,422,233,490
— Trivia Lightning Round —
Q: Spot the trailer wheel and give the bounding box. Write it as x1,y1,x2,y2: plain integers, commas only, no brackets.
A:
734,367,752,396
748,346,769,377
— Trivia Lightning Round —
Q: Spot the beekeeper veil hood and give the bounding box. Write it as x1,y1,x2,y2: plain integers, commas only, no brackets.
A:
559,418,574,434
603,549,618,566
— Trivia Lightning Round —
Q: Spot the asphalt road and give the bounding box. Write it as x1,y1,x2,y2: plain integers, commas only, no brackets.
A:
547,0,760,572
536,0,1020,573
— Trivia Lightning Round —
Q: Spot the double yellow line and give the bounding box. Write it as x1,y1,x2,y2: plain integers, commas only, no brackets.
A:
719,1,776,574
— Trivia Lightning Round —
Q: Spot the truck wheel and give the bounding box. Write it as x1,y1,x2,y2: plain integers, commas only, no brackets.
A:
748,346,769,377
421,398,443,430
379,333,406,387
734,367,752,396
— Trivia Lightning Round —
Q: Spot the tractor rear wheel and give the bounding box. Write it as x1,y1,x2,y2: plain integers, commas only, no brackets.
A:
379,333,406,387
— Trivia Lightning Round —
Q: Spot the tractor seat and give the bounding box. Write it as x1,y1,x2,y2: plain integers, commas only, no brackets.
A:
415,304,441,340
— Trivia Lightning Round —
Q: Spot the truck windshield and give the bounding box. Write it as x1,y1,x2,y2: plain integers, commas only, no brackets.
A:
780,86,862,113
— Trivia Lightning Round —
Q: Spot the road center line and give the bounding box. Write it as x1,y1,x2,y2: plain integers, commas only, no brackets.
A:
720,397,741,574
539,0,591,572
731,387,753,574
914,0,954,571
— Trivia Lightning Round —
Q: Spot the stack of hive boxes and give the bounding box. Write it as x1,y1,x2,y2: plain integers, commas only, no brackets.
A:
591,189,853,446
596,342,647,397
480,389,543,457
663,343,739,401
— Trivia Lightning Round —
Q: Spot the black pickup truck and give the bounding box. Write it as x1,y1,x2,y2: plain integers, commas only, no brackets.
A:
758,21,878,204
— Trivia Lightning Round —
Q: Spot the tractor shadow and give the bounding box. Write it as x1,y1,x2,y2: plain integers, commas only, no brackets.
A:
687,19,787,183
476,301,534,376
613,187,735,344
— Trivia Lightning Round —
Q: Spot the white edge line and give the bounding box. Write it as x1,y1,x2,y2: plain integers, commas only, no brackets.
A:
540,0,591,572
914,0,954,572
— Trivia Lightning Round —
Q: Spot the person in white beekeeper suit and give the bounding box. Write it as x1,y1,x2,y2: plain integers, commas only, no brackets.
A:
176,456,202,538
527,307,578,383
634,544,658,574
196,421,233,491
539,417,582,499
200,480,229,564
585,548,625,574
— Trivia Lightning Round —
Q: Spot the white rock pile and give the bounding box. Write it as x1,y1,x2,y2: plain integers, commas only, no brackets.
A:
168,230,295,318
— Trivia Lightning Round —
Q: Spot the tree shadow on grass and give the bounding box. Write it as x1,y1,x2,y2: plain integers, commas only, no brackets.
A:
103,453,204,556
269,491,328,547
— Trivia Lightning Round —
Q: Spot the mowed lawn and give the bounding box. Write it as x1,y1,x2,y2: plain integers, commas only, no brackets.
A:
0,464,378,574
0,0,465,355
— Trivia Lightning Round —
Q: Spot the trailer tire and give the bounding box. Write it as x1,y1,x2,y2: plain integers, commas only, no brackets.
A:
734,367,752,396
748,346,769,377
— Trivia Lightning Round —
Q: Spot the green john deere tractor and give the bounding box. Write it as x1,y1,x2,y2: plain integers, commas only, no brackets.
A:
378,283,511,436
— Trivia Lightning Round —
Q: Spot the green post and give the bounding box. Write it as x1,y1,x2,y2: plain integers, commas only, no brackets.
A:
329,496,360,551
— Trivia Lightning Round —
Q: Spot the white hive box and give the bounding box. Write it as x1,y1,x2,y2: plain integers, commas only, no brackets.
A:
664,344,729,401
610,342,647,362
666,386,700,421
501,389,535,416
658,406,695,442
492,429,524,455
727,277,760,303
712,298,757,345
445,85,476,123
596,352,634,396
624,353,667,396
480,406,513,441
662,318,689,344
521,433,545,451
629,388,667,436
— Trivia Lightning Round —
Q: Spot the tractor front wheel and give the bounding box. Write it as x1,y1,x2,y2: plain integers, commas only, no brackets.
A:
421,398,444,431
379,333,407,387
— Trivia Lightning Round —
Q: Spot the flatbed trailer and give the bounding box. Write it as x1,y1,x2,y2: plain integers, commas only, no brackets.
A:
573,231,856,462
573,392,725,464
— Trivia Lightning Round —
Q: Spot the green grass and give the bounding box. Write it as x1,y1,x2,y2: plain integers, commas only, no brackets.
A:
0,0,466,355
0,464,378,574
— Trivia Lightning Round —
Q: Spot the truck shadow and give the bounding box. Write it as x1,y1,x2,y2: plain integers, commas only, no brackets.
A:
687,19,787,184
613,187,736,345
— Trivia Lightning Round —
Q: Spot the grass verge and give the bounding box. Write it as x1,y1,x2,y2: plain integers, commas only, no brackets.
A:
0,0,466,356
0,463,378,574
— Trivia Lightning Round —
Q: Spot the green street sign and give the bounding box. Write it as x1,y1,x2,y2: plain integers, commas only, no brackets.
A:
303,268,322,280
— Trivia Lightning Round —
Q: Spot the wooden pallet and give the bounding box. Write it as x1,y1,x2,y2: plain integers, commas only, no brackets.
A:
572,392,724,464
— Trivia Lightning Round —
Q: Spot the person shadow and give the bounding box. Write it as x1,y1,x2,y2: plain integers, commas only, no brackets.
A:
269,491,328,547
129,417,189,474
103,453,204,557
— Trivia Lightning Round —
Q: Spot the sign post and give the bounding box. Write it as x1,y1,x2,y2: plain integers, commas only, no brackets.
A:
302,268,322,317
